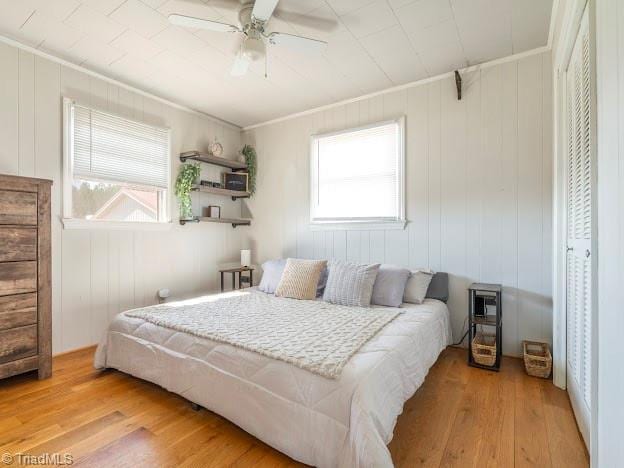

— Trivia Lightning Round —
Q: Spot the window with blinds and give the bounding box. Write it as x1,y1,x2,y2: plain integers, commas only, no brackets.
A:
310,118,405,224
63,98,170,224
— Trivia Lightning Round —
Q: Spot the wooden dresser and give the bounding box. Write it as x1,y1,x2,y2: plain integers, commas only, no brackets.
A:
0,174,52,380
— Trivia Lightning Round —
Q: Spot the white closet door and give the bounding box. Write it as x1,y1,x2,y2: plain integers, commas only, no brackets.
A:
565,7,592,446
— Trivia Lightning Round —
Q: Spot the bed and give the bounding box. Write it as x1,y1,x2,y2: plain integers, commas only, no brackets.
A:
94,285,451,468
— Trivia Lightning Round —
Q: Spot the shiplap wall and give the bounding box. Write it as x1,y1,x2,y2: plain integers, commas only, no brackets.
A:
243,51,553,356
0,41,245,354
596,0,624,463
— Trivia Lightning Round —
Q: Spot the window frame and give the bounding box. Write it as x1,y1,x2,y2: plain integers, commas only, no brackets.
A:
62,97,172,231
309,116,406,230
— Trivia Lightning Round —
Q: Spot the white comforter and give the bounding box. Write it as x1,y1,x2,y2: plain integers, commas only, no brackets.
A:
124,291,401,379
94,290,452,468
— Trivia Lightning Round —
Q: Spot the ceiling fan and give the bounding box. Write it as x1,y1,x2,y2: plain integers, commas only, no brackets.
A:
168,0,329,77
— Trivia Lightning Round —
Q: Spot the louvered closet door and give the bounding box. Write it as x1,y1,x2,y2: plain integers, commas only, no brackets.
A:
565,7,592,445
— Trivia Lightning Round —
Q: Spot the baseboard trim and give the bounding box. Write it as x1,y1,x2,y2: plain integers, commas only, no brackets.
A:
53,344,97,358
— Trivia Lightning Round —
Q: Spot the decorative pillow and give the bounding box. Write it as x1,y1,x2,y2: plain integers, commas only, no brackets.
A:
275,259,328,300
323,261,381,307
403,269,434,304
371,264,411,307
426,272,449,302
258,259,287,294
316,266,329,297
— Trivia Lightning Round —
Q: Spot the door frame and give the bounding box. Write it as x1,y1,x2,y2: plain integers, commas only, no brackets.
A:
552,0,598,457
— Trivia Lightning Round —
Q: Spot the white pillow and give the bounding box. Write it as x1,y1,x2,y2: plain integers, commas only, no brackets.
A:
403,270,434,304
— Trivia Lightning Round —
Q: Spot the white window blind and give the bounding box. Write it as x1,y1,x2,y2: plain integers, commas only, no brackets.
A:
311,119,404,223
71,103,170,189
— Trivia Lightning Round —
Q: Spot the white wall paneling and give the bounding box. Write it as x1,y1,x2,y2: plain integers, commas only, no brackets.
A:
0,35,554,360
243,51,553,356
0,40,244,354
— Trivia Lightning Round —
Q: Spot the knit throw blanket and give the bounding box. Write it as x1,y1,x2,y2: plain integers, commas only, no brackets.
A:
126,291,400,379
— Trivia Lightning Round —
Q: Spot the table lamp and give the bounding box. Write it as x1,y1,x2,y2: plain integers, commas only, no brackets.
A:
241,249,251,267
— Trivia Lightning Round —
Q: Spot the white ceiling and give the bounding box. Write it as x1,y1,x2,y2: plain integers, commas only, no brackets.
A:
0,0,553,127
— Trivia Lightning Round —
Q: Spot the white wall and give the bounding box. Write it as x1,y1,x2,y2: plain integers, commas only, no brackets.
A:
595,0,624,465
0,41,245,354
0,37,555,360
243,51,553,357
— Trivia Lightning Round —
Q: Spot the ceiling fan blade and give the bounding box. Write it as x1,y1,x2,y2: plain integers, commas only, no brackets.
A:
273,10,338,33
168,14,240,33
230,53,251,76
268,32,327,54
252,0,280,22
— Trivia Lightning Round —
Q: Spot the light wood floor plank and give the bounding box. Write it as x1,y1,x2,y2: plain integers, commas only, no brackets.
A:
539,378,589,467
514,359,554,467
388,347,468,467
0,346,588,467
473,358,517,467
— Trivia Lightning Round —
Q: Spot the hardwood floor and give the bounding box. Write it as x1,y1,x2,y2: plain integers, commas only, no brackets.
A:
0,346,588,467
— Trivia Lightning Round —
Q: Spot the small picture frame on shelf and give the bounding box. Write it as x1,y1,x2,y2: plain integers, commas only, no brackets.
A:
204,205,221,218
222,172,248,192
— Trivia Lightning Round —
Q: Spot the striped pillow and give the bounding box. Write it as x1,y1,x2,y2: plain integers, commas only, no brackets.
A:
323,261,381,307
274,259,327,300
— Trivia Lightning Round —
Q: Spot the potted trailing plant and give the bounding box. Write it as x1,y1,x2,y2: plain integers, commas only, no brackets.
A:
175,162,201,220
241,144,257,195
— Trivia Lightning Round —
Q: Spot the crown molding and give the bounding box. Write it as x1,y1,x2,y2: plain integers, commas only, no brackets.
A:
242,45,551,131
2,0,561,134
0,34,241,130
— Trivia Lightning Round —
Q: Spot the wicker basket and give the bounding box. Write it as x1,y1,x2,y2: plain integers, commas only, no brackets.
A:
523,341,552,378
471,332,497,367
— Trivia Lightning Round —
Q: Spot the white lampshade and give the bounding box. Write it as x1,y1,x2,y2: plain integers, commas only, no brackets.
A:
241,249,251,267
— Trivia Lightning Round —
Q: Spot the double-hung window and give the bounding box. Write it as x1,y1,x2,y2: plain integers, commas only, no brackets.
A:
310,117,405,228
63,98,171,228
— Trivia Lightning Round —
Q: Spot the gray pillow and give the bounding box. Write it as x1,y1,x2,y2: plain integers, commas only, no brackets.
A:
323,261,381,307
371,264,411,307
258,259,286,293
403,270,434,304
259,259,328,296
426,272,449,302
316,266,329,297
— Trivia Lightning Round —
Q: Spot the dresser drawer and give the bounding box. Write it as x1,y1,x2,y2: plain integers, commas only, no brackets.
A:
0,190,37,225
0,325,37,364
0,293,37,330
0,262,37,296
0,227,37,262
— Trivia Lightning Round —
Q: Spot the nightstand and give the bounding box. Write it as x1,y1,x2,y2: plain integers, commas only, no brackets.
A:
468,283,502,371
219,266,254,291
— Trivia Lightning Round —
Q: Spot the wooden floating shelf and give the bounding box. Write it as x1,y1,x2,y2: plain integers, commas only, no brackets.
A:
180,151,247,170
179,151,251,228
179,217,251,228
192,185,250,200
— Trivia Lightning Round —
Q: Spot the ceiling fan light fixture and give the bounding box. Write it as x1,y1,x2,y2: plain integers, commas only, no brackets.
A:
231,52,251,76
241,36,265,61
171,0,330,78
